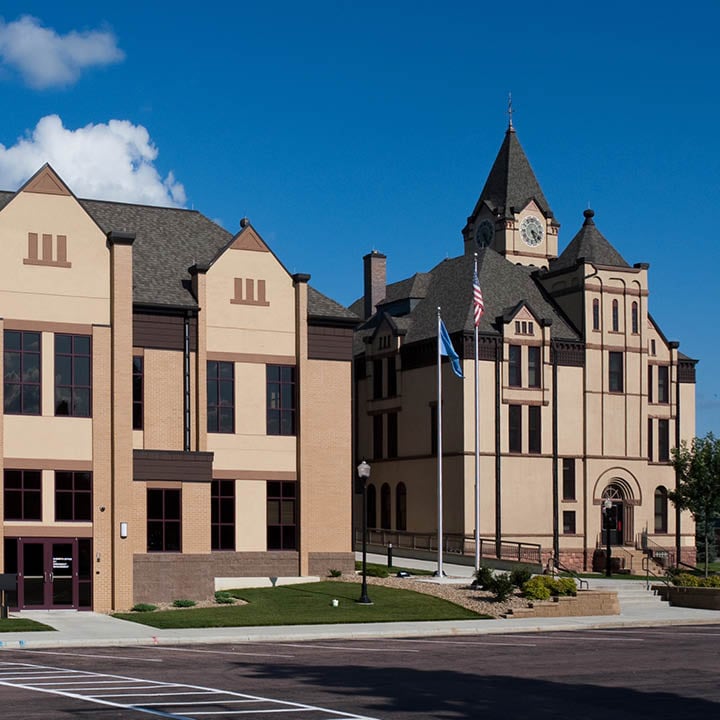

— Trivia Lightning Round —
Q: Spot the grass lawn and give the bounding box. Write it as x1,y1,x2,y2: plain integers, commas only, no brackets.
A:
112,581,488,629
356,562,435,577
0,618,54,632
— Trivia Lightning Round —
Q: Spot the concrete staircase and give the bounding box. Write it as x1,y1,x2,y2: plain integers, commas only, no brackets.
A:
590,578,671,618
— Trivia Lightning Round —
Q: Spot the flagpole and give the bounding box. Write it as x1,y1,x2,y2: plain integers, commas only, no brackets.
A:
474,254,480,572
436,306,444,578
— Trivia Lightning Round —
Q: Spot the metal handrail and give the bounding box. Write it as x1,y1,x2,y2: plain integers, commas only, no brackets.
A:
553,557,589,591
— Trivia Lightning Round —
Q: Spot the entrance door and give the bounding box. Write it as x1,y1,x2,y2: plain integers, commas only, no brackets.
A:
601,501,624,546
18,539,77,609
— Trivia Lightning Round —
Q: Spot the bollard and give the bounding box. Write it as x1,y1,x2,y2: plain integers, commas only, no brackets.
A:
387,542,393,569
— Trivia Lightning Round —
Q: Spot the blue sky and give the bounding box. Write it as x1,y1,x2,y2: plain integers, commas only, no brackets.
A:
0,1,718,436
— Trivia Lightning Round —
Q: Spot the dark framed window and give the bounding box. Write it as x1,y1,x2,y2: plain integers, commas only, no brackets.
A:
380,483,391,530
612,299,619,332
563,511,576,535
648,365,653,403
147,489,182,552
267,365,296,436
55,471,92,521
658,366,669,404
133,356,143,430
396,482,407,531
207,361,234,433
387,412,398,459
373,414,383,459
631,302,639,334
528,346,541,388
4,469,42,520
654,486,668,533
592,299,600,331
508,345,521,387
562,459,576,500
650,339,656,356
367,483,377,528
609,352,624,392
267,481,296,550
373,359,383,399
4,330,41,415
528,405,541,454
658,419,670,462
55,334,92,417
211,479,235,550
430,405,437,456
509,405,522,453
387,356,397,397
648,418,654,461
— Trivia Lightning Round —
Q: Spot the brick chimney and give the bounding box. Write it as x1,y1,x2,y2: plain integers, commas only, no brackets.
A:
363,250,386,319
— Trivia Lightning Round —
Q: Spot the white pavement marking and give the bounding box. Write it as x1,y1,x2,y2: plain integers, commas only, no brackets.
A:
27,649,163,662
275,643,419,653
0,660,380,719
142,645,296,659
503,633,646,642
396,638,537,648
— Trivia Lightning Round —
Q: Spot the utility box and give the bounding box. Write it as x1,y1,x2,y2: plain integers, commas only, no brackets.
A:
0,573,17,619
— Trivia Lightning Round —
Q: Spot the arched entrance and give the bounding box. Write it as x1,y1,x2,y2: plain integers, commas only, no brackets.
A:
601,482,634,546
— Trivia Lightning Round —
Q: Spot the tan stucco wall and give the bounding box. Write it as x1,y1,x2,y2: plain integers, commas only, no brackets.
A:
236,480,267,551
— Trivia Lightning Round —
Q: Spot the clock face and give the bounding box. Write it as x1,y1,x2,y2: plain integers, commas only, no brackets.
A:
520,216,544,247
475,219,494,248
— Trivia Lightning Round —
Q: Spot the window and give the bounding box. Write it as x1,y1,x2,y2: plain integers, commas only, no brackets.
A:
612,299,619,332
396,483,407,531
4,469,41,520
509,405,522,453
592,299,600,331
562,459,576,500
648,365,653,403
648,418,654,461
387,412,398,459
267,365,296,435
207,361,234,433
380,483,391,529
562,511,576,535
55,334,92,416
430,405,437,456
267,481,296,550
609,352,624,392
372,359,383,399
528,405,541,454
147,489,181,552
654,487,668,533
133,356,143,430
373,414,383,459
658,419,670,462
367,484,377,528
508,345,521,387
515,321,534,336
387,356,397,397
631,302,639,334
4,330,41,415
55,471,92,521
528,346,541,388
650,339,656,356
211,480,235,550
658,366,669,404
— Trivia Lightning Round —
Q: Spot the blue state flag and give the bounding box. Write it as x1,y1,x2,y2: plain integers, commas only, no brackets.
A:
439,319,464,379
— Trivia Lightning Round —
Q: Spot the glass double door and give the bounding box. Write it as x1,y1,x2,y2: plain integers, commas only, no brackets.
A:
20,539,76,609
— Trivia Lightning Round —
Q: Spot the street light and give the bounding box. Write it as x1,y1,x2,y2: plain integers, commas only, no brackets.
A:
603,498,613,578
356,460,373,605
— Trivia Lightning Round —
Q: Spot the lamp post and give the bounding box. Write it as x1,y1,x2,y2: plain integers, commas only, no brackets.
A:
603,498,613,578
356,460,373,605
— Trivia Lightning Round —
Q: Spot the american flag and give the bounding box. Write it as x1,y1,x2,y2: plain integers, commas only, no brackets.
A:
472,267,484,327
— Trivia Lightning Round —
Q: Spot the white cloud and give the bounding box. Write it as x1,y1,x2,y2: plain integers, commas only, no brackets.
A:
0,115,186,207
0,15,124,89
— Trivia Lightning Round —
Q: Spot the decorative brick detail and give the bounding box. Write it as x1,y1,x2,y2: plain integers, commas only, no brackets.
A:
23,232,72,268
231,278,270,306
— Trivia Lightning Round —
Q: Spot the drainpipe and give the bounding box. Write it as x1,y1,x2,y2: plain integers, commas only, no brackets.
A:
495,338,502,558
184,312,191,452
551,338,559,563
670,341,680,566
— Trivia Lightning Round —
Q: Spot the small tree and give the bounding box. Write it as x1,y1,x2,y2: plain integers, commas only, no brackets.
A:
669,433,720,577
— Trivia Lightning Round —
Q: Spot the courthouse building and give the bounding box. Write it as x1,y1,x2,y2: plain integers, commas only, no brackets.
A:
0,165,356,611
353,124,697,571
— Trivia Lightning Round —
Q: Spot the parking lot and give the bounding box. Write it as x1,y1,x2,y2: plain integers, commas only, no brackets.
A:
1,626,720,718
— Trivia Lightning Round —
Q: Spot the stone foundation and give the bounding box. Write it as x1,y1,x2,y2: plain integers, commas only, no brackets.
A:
506,590,620,618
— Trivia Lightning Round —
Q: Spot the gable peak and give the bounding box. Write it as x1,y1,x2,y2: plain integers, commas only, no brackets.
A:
21,164,73,197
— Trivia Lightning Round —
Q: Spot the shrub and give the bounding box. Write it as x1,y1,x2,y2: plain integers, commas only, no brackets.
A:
214,591,235,605
131,603,157,612
554,577,577,596
488,572,515,602
701,575,720,588
473,566,494,590
365,566,389,578
522,576,552,601
672,573,700,587
172,599,197,608
510,566,533,588
328,569,342,578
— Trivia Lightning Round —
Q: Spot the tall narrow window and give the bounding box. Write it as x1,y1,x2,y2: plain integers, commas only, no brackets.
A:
387,356,397,397
648,418,654,461
528,405,541,454
380,483,391,529
366,484,377,528
396,483,407,531
372,359,383,399
612,299,619,332
658,366,669,404
592,299,600,331
207,361,234,433
266,481,296,550
562,459,576,500
509,405,522,453
650,339,656,356
563,511,576,535
55,471,92,521
386,412,398,459
55,334,92,417
528,346,541,388
132,356,143,430
654,487,668,533
373,415,383,460
211,479,235,550
267,365,296,435
147,489,182,552
4,330,41,415
631,302,639,334
4,469,42,521
648,365,653,403
609,352,624,392
658,419,670,462
508,345,521,387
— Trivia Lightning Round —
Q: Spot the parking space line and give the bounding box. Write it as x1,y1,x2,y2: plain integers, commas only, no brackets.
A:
396,638,537,647
27,649,163,662
141,646,296,659
275,643,419,653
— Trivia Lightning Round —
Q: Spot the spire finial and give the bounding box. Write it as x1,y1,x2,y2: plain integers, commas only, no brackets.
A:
507,92,514,131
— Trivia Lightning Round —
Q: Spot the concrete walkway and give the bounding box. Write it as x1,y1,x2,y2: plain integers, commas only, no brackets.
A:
1,555,719,650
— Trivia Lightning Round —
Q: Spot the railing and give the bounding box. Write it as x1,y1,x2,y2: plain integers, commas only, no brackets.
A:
637,531,676,569
355,528,542,565
554,556,589,590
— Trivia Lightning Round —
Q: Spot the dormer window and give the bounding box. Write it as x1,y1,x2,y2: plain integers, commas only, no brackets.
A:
514,320,534,336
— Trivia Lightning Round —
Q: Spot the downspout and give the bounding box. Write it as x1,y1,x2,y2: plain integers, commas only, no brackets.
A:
670,341,681,565
184,312,191,452
495,338,502,558
551,338,559,563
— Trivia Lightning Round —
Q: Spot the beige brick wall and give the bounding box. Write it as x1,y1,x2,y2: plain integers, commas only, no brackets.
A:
182,483,211,554
143,350,184,450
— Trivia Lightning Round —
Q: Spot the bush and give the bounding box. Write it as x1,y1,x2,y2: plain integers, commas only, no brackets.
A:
554,577,577,596
672,573,700,587
172,599,197,608
365,566,389,578
488,572,515,602
214,591,235,604
702,575,720,588
328,569,342,578
131,603,157,612
473,566,494,590
510,566,533,588
522,576,552,601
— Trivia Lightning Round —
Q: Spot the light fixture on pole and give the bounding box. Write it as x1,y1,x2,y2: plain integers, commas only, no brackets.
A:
603,497,613,578
356,460,373,605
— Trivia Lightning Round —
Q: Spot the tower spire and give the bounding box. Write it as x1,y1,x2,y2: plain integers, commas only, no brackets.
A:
507,92,514,132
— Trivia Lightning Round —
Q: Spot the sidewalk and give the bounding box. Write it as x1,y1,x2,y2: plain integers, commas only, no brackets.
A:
1,555,719,650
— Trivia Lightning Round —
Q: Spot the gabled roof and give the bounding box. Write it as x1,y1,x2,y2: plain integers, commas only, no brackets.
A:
551,209,629,272
468,127,553,221
307,286,359,322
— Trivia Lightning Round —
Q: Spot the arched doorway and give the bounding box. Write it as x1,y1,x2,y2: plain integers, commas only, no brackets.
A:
601,482,633,546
